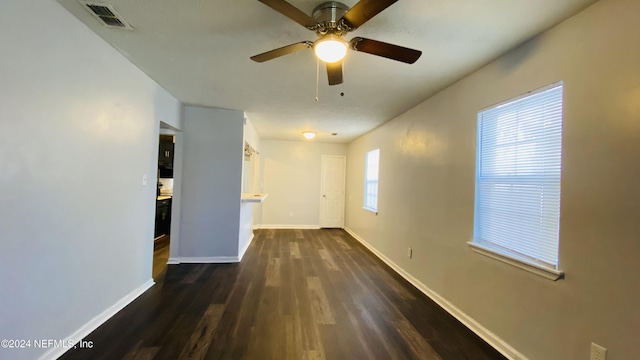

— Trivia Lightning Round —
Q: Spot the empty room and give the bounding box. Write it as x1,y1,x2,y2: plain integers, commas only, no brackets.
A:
1,0,639,359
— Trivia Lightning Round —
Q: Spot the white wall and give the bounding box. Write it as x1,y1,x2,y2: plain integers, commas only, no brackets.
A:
345,0,640,359
178,106,244,259
0,1,181,360
241,117,262,249
260,140,347,228
242,115,261,194
243,115,261,153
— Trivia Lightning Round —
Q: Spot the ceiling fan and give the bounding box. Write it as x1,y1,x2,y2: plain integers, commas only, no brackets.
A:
250,0,422,86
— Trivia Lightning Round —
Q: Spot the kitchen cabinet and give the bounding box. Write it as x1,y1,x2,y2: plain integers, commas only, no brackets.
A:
158,135,174,178
154,197,172,239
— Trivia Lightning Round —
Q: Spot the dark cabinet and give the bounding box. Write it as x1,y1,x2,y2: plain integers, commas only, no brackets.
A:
158,135,174,178
154,198,172,238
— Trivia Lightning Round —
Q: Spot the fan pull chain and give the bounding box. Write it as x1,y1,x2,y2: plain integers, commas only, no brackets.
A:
315,58,320,102
340,60,345,97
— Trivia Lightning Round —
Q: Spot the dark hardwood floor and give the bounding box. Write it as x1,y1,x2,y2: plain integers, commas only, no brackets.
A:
59,229,506,360
153,235,170,280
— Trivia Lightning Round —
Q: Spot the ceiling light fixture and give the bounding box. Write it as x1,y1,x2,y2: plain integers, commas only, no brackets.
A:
303,131,317,139
314,35,348,63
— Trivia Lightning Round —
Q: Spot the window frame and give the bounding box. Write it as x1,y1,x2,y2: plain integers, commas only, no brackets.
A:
468,82,565,281
363,148,380,214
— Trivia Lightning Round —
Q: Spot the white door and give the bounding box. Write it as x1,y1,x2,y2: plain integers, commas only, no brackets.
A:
320,155,346,228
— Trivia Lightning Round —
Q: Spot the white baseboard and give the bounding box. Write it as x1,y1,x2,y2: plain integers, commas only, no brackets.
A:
257,224,321,230
343,227,527,360
238,233,254,262
167,236,255,265
40,279,155,360
171,256,240,264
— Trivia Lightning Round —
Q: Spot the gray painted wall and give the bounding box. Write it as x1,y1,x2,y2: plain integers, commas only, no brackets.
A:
0,2,181,359
259,140,347,227
179,107,244,258
345,0,640,359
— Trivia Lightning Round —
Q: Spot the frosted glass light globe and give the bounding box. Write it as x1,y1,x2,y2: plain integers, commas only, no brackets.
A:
314,37,348,63
303,131,316,139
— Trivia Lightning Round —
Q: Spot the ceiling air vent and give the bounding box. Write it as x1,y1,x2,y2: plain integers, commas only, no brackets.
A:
80,1,133,30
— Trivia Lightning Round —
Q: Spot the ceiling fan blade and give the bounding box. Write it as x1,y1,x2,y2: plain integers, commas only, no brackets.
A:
258,0,318,29
350,37,422,64
341,0,398,29
250,41,313,62
326,60,344,86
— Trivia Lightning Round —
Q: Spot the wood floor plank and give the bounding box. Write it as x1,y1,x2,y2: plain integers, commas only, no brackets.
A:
303,350,325,360
306,276,336,325
331,235,352,250
284,317,303,360
59,229,506,360
345,312,387,360
318,248,340,271
395,319,443,360
246,285,284,359
178,304,224,360
289,241,302,259
353,300,412,360
265,257,281,287
289,258,320,353
374,265,417,300
181,264,207,284
122,340,159,360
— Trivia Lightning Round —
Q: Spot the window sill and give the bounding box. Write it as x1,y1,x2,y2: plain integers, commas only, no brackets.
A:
467,242,564,281
362,207,378,215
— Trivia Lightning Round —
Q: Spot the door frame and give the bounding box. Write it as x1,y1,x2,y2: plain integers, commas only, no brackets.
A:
157,124,183,265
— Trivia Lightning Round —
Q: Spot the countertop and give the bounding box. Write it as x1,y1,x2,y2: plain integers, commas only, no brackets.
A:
241,193,268,203
157,195,172,201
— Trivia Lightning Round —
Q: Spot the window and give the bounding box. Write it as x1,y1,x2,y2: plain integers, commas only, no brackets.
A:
364,149,380,212
470,83,564,280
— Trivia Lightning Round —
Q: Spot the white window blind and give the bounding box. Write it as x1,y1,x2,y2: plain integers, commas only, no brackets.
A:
364,149,380,211
473,83,564,269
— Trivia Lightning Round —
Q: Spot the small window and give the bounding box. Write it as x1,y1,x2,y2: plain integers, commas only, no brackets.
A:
364,149,380,212
470,83,564,280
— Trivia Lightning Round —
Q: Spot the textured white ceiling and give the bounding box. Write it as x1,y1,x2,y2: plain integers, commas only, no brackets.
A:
57,0,597,143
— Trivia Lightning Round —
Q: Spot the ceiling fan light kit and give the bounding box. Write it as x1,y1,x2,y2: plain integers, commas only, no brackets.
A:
252,0,422,86
314,35,348,63
303,131,317,139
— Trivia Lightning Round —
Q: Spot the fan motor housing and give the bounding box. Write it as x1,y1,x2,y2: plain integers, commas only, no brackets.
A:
313,1,349,34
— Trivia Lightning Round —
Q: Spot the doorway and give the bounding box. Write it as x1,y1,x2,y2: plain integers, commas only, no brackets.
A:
153,127,176,279
320,155,346,228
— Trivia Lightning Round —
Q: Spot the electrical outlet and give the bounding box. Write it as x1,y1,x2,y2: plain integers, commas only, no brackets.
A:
590,343,607,360
407,247,413,259
142,174,148,186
